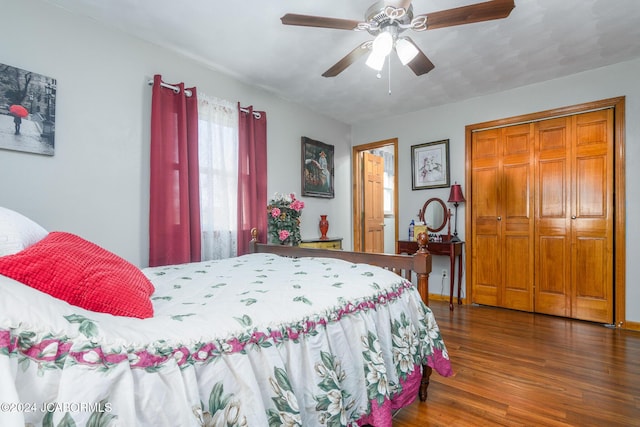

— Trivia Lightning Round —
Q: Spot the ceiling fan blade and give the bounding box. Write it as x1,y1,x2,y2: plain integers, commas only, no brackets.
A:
322,42,371,77
417,0,515,31
281,13,361,30
403,38,435,76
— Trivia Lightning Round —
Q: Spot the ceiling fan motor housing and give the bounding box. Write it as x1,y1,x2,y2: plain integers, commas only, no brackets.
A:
364,1,413,37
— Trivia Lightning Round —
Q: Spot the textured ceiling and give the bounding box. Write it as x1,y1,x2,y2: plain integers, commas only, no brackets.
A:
41,0,640,124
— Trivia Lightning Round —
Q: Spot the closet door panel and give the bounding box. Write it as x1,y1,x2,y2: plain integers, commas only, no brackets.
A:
536,158,571,316
573,236,609,321
539,159,566,218
503,164,530,220
536,235,570,316
473,168,500,219
535,118,571,317
471,128,501,306
474,235,500,306
473,129,500,160
503,235,532,310
500,125,534,311
571,110,613,323
576,156,607,217
471,165,500,306
502,162,533,311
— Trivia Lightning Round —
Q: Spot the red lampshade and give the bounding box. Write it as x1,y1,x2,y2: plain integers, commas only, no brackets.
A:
448,183,466,203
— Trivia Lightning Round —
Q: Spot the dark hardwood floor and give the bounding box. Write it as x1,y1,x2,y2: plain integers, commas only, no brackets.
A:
394,301,640,426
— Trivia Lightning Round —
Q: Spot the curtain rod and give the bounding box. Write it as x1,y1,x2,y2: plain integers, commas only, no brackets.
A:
240,108,262,120
147,79,193,97
147,79,262,119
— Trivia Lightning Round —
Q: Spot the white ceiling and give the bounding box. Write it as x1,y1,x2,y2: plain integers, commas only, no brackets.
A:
41,0,640,125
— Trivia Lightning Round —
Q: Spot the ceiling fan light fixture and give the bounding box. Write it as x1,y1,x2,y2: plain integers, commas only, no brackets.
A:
396,37,419,65
371,31,394,57
365,50,387,71
366,30,393,71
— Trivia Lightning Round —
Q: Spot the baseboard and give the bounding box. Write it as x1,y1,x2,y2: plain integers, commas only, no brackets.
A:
428,293,464,305
622,320,640,332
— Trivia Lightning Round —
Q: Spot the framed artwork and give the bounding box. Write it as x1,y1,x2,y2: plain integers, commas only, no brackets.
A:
411,139,450,190
301,136,334,198
0,62,56,156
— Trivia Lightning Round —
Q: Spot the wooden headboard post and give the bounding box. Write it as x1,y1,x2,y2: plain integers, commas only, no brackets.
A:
413,232,431,305
249,228,432,305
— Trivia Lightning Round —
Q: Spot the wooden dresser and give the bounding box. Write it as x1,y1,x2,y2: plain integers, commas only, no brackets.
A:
299,237,343,250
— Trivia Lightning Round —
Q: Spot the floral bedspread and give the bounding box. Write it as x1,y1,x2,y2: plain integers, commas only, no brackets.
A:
0,253,452,427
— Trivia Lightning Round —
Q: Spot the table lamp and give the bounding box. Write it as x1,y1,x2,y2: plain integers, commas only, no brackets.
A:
447,182,465,242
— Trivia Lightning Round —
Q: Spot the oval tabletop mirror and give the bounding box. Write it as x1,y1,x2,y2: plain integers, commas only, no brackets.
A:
418,198,448,232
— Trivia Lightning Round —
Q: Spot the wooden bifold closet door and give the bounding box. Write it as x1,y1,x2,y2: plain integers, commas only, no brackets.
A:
471,123,534,312
470,109,614,323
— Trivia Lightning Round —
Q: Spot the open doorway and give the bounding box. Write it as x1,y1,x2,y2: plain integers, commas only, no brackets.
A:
352,138,398,253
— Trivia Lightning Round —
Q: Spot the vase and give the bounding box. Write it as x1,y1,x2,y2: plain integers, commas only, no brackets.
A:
319,215,329,240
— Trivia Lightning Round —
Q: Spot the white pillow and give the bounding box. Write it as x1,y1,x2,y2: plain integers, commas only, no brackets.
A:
0,207,49,257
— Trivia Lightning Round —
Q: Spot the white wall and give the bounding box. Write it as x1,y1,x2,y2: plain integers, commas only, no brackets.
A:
352,58,640,323
0,0,352,266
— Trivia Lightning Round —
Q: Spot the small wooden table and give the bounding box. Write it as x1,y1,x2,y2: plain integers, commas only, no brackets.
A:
396,239,464,310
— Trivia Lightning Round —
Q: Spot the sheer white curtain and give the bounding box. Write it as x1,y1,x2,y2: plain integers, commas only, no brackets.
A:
197,93,239,259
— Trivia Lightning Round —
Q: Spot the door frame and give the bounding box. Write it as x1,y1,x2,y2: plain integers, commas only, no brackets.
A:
464,96,626,328
352,139,399,252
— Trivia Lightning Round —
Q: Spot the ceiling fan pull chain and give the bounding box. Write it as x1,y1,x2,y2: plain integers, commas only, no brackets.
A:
388,55,392,95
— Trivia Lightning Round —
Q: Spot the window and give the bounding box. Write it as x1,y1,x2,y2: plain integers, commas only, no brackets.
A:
371,148,395,215
197,94,239,259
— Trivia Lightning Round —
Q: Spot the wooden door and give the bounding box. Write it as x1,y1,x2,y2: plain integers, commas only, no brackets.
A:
363,152,385,253
470,128,501,306
471,125,534,310
467,98,623,326
535,110,614,322
571,109,614,323
535,117,572,317
500,124,535,311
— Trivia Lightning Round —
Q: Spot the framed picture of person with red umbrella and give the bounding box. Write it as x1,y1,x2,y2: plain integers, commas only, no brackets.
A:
0,62,56,156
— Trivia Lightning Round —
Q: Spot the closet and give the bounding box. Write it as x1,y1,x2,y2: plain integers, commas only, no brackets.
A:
469,107,614,323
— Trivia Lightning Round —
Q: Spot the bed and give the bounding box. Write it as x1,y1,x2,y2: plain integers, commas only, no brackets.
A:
0,207,452,427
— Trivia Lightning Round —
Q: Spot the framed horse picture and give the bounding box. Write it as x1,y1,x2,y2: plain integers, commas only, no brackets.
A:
301,136,334,198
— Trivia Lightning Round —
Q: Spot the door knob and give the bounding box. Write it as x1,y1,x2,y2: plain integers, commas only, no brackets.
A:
571,215,577,219
497,216,502,221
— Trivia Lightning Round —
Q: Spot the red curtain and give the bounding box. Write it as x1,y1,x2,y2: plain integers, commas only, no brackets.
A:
149,74,201,266
237,104,267,255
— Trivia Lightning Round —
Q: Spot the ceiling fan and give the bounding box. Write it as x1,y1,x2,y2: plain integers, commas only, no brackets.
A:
281,0,515,77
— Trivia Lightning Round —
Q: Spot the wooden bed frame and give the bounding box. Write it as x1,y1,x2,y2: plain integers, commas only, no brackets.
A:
250,229,435,401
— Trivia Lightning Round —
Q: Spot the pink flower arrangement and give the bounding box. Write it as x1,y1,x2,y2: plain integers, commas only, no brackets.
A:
267,193,304,245
278,230,290,241
290,199,305,212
